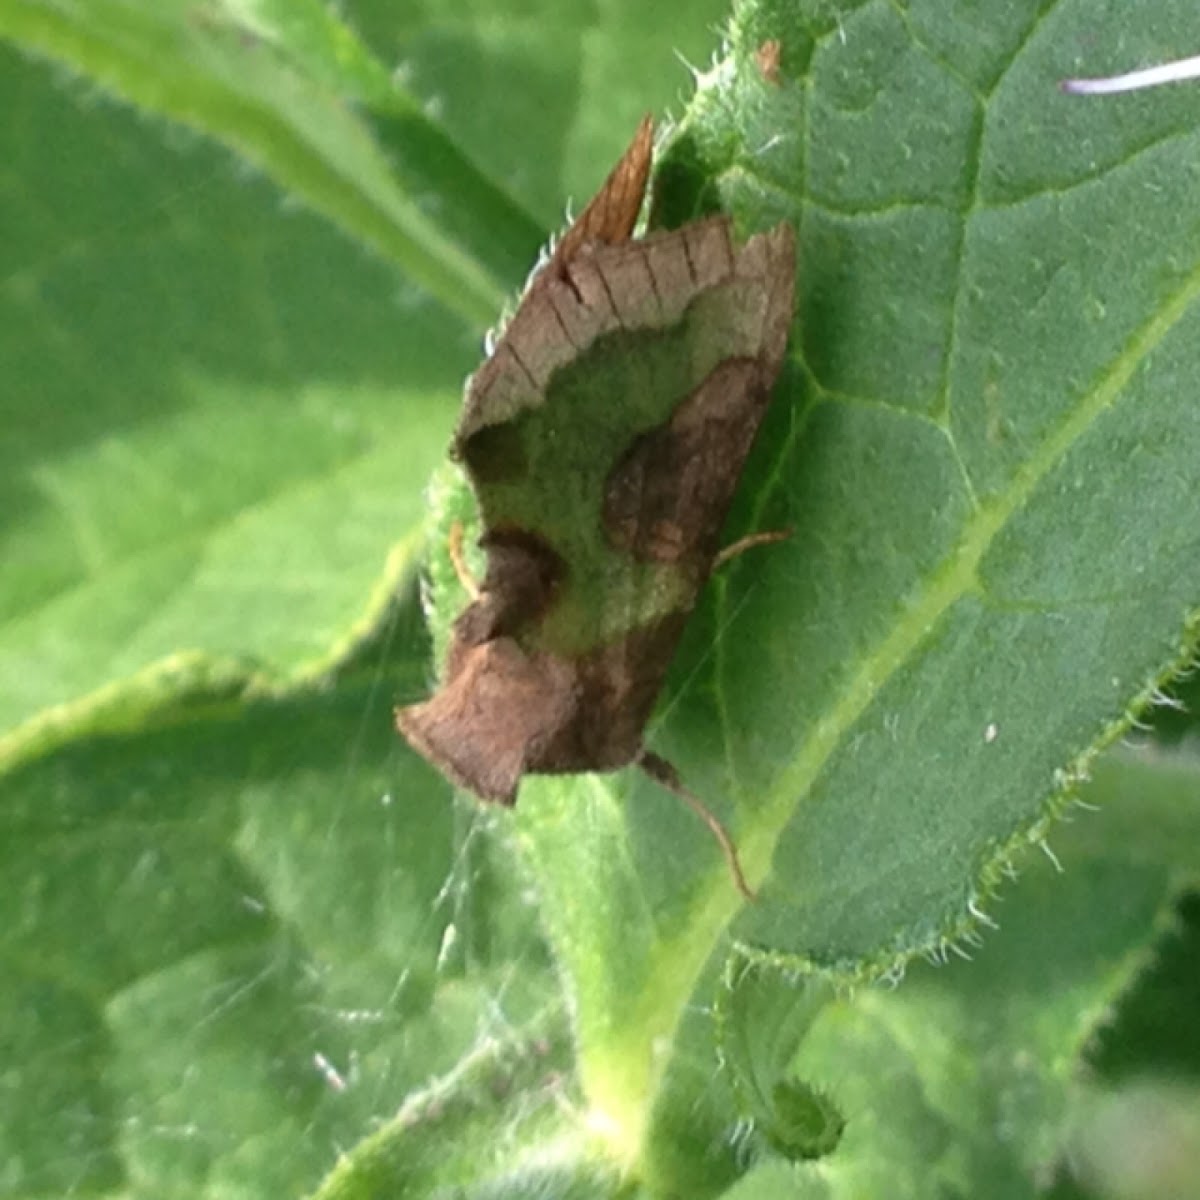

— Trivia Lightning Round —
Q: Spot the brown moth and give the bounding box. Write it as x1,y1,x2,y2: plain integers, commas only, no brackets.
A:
397,117,795,898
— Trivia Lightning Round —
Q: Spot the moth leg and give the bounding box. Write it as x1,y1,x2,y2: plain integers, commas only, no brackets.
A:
712,528,792,571
636,749,756,902
447,521,480,599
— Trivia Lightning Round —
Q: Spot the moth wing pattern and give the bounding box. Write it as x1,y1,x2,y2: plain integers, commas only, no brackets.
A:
397,117,796,802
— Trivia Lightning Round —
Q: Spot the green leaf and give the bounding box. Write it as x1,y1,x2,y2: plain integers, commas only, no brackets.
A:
410,0,1200,1182
0,38,467,761
4,0,1200,1197
711,745,1200,1199
0,0,515,326
0,617,555,1196
0,1,730,1195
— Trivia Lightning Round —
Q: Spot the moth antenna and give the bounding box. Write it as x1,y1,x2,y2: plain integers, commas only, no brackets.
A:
447,521,480,598
712,527,792,571
636,750,756,901
1061,53,1200,95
